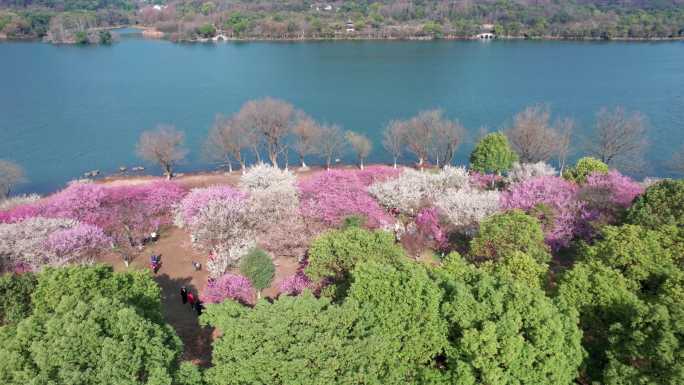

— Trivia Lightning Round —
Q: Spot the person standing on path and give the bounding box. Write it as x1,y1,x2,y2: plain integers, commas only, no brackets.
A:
187,291,195,310
180,287,188,304
194,299,204,316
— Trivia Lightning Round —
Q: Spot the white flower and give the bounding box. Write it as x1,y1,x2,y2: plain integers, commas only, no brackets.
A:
506,162,557,184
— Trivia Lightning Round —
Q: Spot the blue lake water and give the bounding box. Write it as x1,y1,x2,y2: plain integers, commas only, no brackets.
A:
1,32,683,194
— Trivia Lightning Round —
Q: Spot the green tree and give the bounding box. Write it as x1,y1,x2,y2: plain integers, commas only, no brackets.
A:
469,132,518,174
239,248,275,298
479,251,549,289
196,23,216,38
200,293,358,385
344,261,448,383
558,259,684,384
175,362,205,385
580,224,677,288
436,266,585,384
305,227,404,281
626,179,684,229
0,296,182,385
31,265,163,322
0,273,37,325
562,156,609,184
470,209,551,265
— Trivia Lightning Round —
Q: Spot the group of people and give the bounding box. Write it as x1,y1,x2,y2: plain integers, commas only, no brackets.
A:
180,286,204,315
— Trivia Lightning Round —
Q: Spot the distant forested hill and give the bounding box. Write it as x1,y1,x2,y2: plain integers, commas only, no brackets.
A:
1,0,683,42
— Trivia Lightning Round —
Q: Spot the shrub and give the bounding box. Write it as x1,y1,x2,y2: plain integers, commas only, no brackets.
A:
506,161,557,184
299,170,393,228
202,273,254,305
469,132,518,174
305,227,404,281
368,167,470,215
562,156,609,183
470,209,551,264
239,248,275,297
626,179,684,229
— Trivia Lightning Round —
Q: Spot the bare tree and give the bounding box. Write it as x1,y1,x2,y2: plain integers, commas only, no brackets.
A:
0,160,26,199
291,112,322,169
506,104,560,163
430,112,466,167
346,131,372,170
203,114,249,173
668,144,684,175
404,110,437,169
318,124,346,170
235,98,294,168
589,106,648,171
136,124,187,179
554,117,574,174
382,120,405,169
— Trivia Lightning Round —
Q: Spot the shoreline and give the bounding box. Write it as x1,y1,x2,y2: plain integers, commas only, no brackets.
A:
2,26,683,44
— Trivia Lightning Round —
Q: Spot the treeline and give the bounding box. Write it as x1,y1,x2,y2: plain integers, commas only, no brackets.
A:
133,98,666,180
2,0,684,42
142,0,684,41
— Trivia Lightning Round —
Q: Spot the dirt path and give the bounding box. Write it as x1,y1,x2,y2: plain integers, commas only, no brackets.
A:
102,224,301,365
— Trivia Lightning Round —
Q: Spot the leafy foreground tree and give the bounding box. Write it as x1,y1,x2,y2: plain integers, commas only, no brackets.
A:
469,132,518,175
626,179,684,229
203,258,584,385
431,257,584,385
0,272,37,325
558,224,684,384
0,296,182,385
201,292,358,385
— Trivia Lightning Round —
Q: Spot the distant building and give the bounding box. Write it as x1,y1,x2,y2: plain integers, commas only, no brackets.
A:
476,24,495,39
346,20,355,33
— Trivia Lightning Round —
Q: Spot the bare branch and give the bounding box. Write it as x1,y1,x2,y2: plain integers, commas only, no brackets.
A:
588,106,648,171
136,124,187,179
506,104,560,163
235,98,295,168
382,120,405,168
317,124,346,170
346,131,372,170
203,114,249,173
291,112,322,168
0,160,26,199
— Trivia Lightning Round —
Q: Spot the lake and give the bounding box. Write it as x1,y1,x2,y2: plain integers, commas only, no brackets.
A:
1,31,683,194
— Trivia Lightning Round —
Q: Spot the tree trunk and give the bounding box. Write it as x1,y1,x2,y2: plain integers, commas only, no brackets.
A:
269,151,279,169
240,161,246,174
359,158,364,170
252,146,261,163
393,157,398,169
326,156,332,170
163,163,173,179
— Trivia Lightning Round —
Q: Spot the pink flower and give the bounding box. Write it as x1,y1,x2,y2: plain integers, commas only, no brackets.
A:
298,170,393,228
501,176,593,250
415,207,448,250
469,172,503,190
177,186,247,226
44,223,111,257
278,273,313,296
202,273,255,305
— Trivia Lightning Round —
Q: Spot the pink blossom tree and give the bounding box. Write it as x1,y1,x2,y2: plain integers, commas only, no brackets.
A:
415,207,448,250
175,185,246,227
202,273,255,304
278,273,313,296
579,170,644,225
501,176,593,250
298,170,394,228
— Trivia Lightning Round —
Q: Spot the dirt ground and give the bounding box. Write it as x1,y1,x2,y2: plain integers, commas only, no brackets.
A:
98,170,304,365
